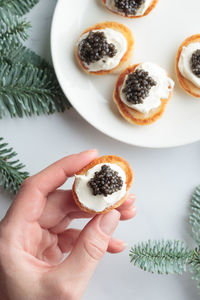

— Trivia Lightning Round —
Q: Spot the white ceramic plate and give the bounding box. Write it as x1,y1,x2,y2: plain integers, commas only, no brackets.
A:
51,0,200,148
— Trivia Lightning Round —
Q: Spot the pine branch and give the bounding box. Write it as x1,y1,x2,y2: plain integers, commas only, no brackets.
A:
190,248,200,288
0,8,30,51
0,43,60,86
130,240,192,275
0,45,71,116
189,186,200,244
0,60,71,118
0,0,39,16
0,137,29,194
0,44,49,69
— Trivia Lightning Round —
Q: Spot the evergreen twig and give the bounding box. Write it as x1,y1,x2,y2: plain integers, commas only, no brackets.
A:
0,60,71,118
190,247,200,288
0,1,71,119
0,8,30,50
190,186,200,244
0,137,29,194
130,240,192,275
0,43,49,69
0,0,39,16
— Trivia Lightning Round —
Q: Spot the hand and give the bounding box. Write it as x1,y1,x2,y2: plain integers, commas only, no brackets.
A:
0,150,136,300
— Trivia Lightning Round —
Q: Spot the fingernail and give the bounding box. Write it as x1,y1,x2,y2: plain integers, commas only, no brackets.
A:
99,210,120,236
132,207,137,213
123,242,129,248
79,149,98,154
115,240,128,249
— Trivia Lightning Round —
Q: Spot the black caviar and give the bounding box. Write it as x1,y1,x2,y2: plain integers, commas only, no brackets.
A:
122,69,157,105
191,49,200,78
114,0,145,15
78,31,117,65
88,165,123,197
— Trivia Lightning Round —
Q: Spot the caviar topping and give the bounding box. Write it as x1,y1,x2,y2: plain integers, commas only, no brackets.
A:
88,165,123,197
191,49,200,78
114,0,145,15
78,31,117,65
122,69,157,105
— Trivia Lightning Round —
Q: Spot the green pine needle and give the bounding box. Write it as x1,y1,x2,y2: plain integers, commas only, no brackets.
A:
0,3,71,119
0,137,29,194
190,186,200,244
130,240,192,275
0,43,49,69
0,60,71,118
0,0,39,16
0,44,72,117
190,248,200,288
0,8,30,51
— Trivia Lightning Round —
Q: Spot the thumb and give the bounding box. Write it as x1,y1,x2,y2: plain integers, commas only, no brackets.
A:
58,210,120,298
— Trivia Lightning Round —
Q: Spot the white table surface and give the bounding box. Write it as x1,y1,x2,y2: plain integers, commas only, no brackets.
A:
0,1,200,299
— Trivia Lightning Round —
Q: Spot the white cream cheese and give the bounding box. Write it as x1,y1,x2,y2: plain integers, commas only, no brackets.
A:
74,163,127,212
106,0,152,16
78,28,127,72
178,42,200,88
120,62,174,114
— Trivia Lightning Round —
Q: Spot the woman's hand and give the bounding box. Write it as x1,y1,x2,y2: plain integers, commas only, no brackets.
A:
0,150,136,300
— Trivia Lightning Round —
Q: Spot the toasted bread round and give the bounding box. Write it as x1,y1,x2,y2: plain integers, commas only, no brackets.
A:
113,64,173,125
75,21,134,75
102,0,159,18
176,34,200,98
72,155,133,214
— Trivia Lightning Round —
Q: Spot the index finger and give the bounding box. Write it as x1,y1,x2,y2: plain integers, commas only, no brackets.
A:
6,149,98,224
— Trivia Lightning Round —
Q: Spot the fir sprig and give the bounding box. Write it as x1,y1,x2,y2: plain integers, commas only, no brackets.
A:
0,137,29,194
0,44,49,69
130,240,192,275
0,8,30,50
0,6,71,118
190,247,200,288
190,186,200,244
130,185,200,290
0,0,39,16
0,60,70,118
